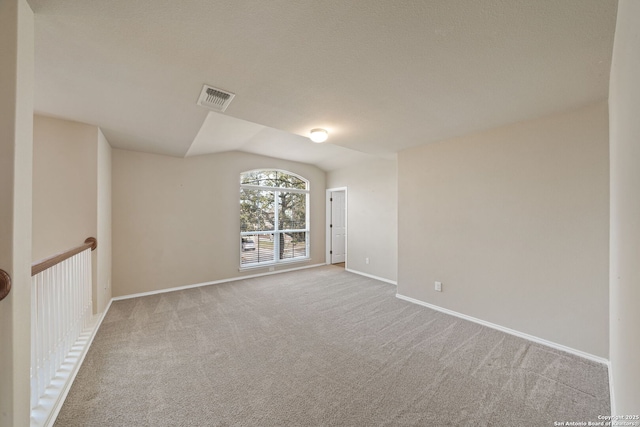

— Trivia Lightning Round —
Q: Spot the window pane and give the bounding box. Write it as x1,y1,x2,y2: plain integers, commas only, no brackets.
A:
240,170,308,190
240,170,271,186
278,232,307,260
240,169,309,269
278,192,306,230
241,234,275,266
240,189,275,232
275,171,307,190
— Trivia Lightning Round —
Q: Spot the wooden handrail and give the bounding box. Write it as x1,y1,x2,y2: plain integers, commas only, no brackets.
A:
0,269,10,301
31,237,97,277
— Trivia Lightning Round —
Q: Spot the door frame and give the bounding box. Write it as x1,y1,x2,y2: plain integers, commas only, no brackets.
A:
326,187,348,266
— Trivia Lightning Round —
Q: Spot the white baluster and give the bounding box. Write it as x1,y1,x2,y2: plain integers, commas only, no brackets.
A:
31,248,93,415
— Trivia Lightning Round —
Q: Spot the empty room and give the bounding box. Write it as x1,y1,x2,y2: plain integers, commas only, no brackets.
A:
1,0,639,426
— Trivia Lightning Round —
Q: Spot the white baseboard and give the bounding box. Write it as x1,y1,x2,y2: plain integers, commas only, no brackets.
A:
395,293,609,366
32,298,113,427
37,273,616,424
345,268,397,286
113,263,327,301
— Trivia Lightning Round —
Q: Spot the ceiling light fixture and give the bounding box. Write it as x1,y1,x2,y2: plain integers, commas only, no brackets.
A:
309,128,328,143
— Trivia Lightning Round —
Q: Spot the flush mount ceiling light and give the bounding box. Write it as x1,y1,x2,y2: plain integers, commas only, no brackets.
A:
309,128,328,143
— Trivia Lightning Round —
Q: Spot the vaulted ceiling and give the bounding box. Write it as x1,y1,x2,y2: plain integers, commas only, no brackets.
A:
29,0,618,170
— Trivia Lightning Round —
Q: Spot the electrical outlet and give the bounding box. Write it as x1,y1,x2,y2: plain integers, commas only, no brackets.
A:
435,281,442,292
365,257,370,264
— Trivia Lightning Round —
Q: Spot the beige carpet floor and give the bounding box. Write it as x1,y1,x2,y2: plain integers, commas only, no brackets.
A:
55,265,610,426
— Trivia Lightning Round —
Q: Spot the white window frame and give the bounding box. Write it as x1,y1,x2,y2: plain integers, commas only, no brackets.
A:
239,170,310,270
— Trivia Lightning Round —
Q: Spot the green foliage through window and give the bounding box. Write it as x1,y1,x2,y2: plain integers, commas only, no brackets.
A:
240,170,309,267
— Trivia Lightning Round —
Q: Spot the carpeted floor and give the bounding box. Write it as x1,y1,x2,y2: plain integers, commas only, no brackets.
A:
55,265,610,426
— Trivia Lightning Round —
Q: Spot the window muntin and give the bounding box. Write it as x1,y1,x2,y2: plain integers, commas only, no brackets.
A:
240,170,309,268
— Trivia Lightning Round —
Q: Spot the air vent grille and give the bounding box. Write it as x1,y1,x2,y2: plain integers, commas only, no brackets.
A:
197,85,235,112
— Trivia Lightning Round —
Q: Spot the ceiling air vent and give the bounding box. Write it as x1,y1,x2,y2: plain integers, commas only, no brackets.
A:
197,85,235,112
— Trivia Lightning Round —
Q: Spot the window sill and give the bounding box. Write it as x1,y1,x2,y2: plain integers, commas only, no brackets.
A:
239,257,311,272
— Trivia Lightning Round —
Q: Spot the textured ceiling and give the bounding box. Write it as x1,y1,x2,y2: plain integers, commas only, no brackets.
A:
186,112,379,171
29,0,618,170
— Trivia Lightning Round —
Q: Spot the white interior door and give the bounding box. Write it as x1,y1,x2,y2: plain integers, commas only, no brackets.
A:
331,191,346,264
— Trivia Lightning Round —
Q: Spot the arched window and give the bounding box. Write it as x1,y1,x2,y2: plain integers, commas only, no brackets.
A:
240,170,309,268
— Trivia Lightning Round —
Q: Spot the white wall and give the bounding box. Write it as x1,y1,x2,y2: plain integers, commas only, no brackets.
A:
32,115,113,315
112,149,326,296
0,0,33,425
32,115,97,261
608,0,640,414
327,159,397,283
97,129,112,313
398,102,609,358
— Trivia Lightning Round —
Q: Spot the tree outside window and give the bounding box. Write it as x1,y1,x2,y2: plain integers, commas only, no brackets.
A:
240,170,309,268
